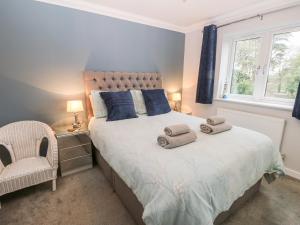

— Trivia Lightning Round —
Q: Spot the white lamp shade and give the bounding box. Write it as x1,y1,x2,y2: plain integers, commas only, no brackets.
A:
67,100,84,113
172,92,181,102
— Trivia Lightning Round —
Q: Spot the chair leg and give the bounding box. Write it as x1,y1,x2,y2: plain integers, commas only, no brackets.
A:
52,179,56,192
0,200,2,209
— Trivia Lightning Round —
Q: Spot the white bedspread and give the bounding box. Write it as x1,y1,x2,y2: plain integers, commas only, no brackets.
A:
89,111,284,225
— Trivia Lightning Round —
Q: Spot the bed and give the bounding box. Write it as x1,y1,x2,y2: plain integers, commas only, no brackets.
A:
84,71,284,225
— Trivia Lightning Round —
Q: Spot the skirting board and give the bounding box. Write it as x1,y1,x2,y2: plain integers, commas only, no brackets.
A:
285,167,300,180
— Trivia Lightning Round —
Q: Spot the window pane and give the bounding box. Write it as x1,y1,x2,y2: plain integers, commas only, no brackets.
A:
265,30,300,99
230,38,261,95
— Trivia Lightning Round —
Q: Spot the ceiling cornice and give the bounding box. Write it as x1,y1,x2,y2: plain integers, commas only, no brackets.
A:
35,0,186,33
184,0,300,33
35,0,300,34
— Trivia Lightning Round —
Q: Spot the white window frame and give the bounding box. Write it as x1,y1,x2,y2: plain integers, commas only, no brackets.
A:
226,34,264,100
221,24,300,107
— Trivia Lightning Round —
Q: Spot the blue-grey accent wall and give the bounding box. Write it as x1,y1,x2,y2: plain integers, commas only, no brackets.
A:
0,0,185,126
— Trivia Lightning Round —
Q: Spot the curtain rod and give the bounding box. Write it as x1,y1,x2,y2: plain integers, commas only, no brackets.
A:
203,4,300,31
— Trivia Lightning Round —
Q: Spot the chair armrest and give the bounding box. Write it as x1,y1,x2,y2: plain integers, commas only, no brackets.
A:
45,129,58,169
0,161,4,174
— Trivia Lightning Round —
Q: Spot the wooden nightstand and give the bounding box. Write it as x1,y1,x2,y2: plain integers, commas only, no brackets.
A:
54,126,92,177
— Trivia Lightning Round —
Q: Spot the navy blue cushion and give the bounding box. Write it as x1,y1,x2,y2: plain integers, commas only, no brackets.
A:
141,89,171,116
39,137,49,157
0,144,12,167
100,91,138,121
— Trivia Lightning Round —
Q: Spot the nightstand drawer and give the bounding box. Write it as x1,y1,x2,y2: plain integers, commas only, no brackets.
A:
58,133,90,149
59,144,91,161
60,155,92,177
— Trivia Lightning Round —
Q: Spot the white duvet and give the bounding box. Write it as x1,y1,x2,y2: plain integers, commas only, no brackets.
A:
89,111,284,225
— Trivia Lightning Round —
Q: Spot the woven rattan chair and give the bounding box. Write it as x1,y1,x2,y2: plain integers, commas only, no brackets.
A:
0,121,58,208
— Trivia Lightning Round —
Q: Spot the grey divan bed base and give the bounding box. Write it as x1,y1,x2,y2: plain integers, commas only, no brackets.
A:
93,144,262,225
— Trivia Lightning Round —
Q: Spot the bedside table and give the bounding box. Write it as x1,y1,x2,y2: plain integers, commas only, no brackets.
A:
54,126,93,177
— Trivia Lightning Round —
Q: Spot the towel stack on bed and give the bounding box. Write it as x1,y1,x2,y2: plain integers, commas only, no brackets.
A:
157,124,197,149
200,116,232,134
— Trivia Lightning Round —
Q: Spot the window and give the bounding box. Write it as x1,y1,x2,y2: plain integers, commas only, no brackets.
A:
266,31,300,99
230,37,261,96
223,26,300,107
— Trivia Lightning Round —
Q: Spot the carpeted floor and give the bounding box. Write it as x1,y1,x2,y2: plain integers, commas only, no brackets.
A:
1,167,300,225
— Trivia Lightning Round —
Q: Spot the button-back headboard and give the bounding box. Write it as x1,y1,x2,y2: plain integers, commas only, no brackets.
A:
83,71,162,119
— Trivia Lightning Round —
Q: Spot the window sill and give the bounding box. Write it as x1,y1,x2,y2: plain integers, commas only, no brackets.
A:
215,98,293,111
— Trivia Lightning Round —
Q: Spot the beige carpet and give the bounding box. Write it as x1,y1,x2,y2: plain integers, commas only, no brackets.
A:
1,167,300,225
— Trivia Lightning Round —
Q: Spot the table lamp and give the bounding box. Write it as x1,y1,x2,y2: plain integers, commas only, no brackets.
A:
67,100,84,129
172,92,181,111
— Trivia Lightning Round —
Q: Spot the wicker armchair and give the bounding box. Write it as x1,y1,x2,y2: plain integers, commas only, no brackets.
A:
0,121,58,208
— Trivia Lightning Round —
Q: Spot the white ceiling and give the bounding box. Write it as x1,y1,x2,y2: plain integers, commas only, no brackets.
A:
85,0,264,27
37,0,300,32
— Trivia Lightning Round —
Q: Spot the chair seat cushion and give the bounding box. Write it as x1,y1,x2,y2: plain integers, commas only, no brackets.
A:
0,157,51,181
0,157,55,196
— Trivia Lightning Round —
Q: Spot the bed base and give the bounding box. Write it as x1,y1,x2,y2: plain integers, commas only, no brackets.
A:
93,144,262,225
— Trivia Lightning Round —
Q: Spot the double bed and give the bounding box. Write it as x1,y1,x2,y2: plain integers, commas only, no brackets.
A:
84,71,284,225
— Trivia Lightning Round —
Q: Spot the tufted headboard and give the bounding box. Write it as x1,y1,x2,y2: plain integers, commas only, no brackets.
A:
83,71,162,119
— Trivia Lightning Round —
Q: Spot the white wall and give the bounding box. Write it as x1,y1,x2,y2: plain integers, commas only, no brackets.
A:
182,6,300,179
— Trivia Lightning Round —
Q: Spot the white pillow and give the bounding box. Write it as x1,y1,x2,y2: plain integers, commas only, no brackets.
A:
130,90,147,114
90,90,107,118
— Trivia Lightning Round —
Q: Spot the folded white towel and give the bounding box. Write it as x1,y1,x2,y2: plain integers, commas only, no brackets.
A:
206,116,226,126
164,124,191,136
157,131,197,149
200,123,232,135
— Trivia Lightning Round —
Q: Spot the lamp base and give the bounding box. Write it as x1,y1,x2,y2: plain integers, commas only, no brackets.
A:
173,101,181,112
72,112,81,129
72,122,81,129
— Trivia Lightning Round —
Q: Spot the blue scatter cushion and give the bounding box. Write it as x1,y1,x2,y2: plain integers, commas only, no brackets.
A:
100,91,138,121
141,89,171,116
